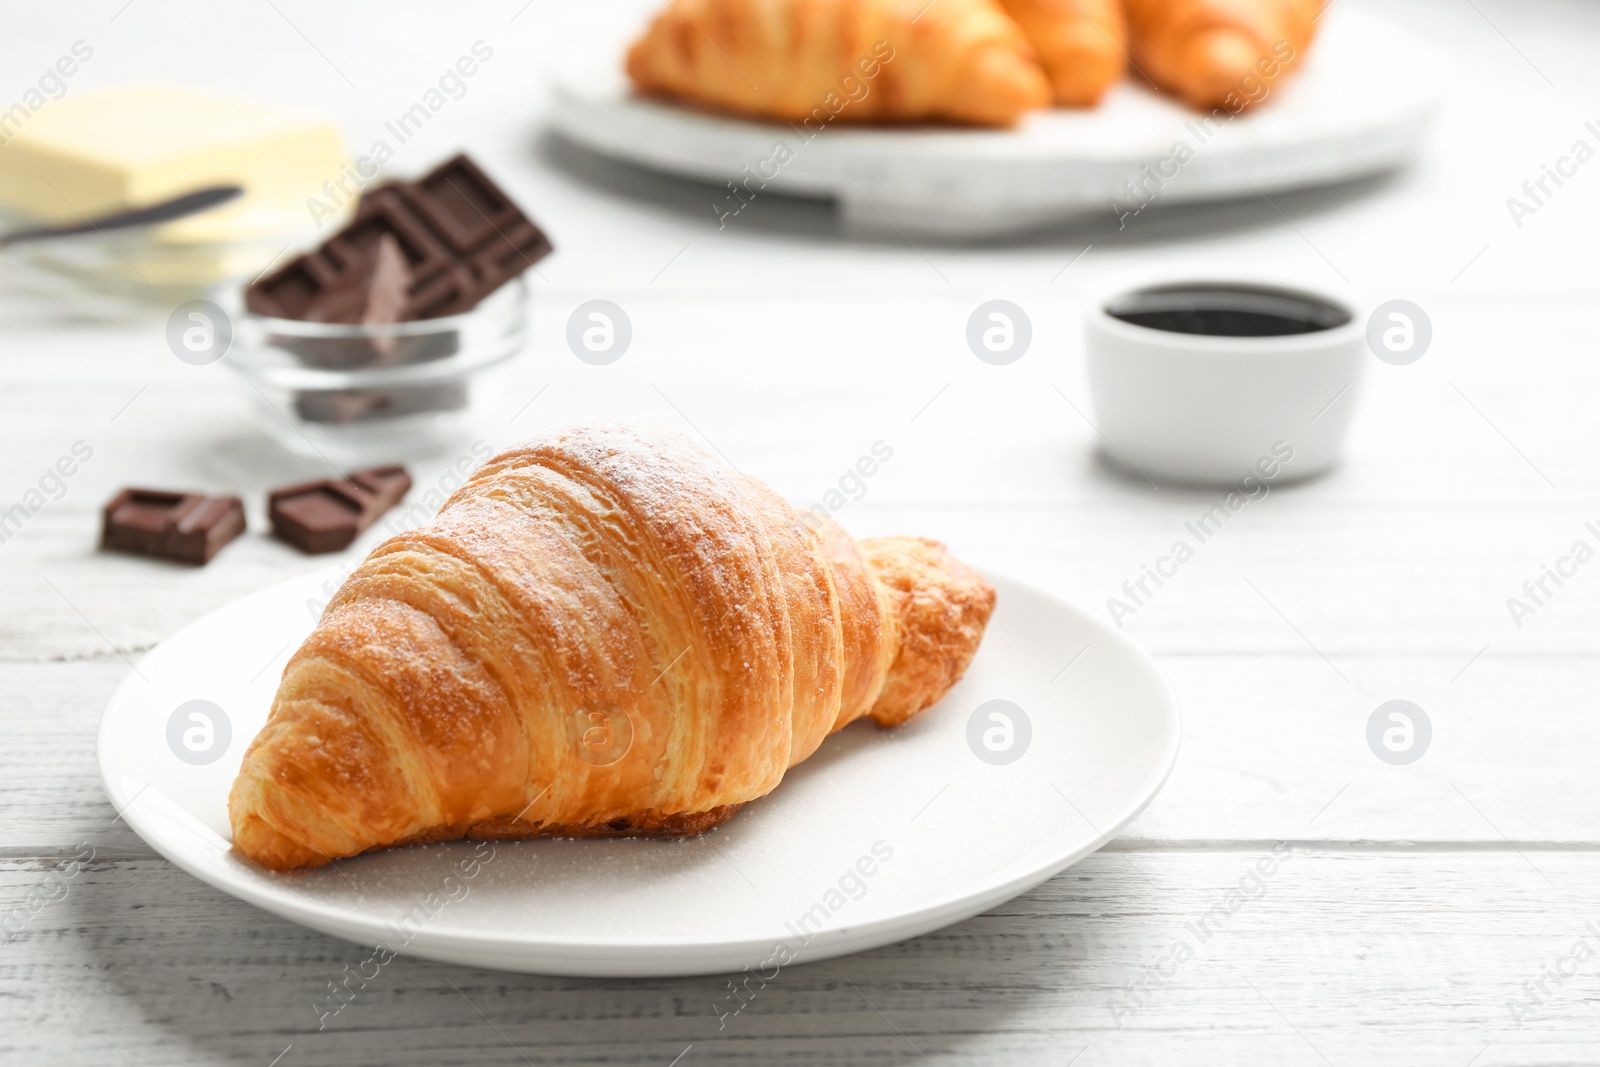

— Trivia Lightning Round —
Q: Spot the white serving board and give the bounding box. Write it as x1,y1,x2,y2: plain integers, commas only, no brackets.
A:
98,569,1178,977
548,10,1442,238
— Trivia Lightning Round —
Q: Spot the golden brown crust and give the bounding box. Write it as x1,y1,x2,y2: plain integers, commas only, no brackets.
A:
1123,0,1321,111
228,426,995,871
625,0,1051,128
857,537,997,726
996,0,1126,107
801,511,898,734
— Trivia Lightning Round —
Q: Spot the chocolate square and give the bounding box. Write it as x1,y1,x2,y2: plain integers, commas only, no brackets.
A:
404,156,553,302
268,466,412,554
101,489,244,565
470,217,552,295
269,480,371,554
406,154,520,253
170,497,248,564
325,189,455,289
244,253,344,319
407,261,480,320
349,465,413,509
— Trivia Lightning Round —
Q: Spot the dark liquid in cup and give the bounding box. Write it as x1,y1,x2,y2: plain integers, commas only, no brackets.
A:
1106,284,1351,338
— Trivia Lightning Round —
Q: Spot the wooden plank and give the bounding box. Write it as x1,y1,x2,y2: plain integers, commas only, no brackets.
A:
2,850,1595,1066
4,648,1598,852
6,293,1600,662
9,491,1600,662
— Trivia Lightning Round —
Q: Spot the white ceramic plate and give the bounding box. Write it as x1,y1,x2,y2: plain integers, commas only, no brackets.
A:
549,9,1441,238
98,569,1178,977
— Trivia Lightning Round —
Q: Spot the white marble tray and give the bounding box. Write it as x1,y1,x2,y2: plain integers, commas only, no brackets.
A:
548,10,1442,237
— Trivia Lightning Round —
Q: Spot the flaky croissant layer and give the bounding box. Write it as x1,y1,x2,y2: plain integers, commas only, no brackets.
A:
229,426,995,870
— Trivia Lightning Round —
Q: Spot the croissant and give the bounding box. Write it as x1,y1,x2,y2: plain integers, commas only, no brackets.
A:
625,0,1052,128
1122,0,1321,111
996,0,1127,107
228,425,996,870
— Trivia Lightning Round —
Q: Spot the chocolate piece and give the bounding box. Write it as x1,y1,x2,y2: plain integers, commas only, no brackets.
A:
348,465,412,509
268,480,368,554
244,152,551,329
101,488,245,565
405,259,481,320
269,465,412,554
285,233,416,367
300,233,412,327
292,382,468,424
360,234,412,327
326,186,458,297
271,328,457,374
253,233,411,371
401,154,554,310
243,253,343,320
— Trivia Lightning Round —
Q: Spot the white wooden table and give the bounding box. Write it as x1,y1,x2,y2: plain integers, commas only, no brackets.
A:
5,1,1600,1063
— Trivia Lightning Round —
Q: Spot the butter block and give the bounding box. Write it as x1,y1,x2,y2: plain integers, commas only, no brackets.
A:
0,83,348,244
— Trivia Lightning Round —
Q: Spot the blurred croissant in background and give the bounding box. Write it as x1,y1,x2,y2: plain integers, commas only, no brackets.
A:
1123,0,1322,110
996,0,1126,107
626,0,1052,127
624,0,1322,124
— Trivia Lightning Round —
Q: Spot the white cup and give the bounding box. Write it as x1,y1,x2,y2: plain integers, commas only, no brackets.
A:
1085,270,1366,486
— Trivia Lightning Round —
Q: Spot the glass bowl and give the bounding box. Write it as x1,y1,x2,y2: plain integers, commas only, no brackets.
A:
219,276,527,465
0,206,337,312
